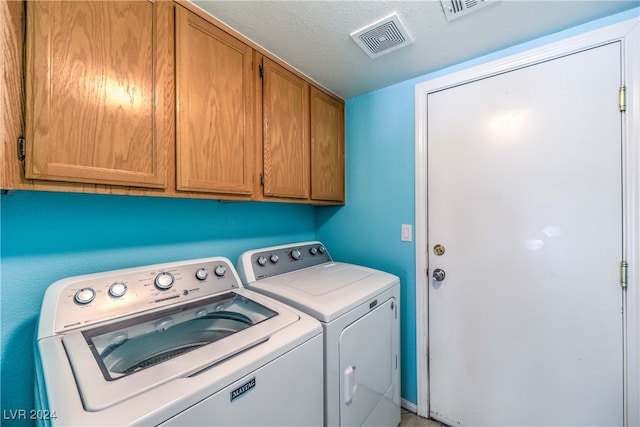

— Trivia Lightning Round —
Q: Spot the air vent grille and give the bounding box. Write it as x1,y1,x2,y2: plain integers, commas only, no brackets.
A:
350,13,413,59
441,0,498,21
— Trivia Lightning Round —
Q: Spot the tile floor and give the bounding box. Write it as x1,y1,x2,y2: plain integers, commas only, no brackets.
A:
399,411,447,427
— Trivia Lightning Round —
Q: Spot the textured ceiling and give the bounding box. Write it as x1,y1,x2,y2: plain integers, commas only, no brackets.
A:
191,1,639,99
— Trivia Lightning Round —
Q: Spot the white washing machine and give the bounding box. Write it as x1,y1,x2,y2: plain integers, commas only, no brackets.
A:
237,241,401,427
34,256,324,426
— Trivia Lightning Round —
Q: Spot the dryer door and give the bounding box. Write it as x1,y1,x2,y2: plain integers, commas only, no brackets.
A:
339,297,398,427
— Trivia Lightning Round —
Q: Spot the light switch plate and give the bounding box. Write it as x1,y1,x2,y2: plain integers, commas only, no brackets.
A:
401,224,412,242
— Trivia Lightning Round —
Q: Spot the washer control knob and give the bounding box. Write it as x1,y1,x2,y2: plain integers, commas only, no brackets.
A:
74,288,96,305
154,272,175,290
214,265,226,277
109,282,128,298
257,256,267,266
318,246,326,254
291,249,302,260
270,254,279,264
195,268,209,281
309,247,318,255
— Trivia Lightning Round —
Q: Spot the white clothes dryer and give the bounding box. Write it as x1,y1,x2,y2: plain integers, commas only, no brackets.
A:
237,242,401,427
34,256,323,426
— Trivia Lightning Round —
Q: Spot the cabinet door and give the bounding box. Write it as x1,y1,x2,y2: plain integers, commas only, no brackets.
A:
262,58,310,199
310,87,345,202
25,1,172,188
175,7,253,195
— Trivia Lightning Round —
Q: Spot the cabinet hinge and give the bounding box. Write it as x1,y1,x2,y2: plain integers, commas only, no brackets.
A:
17,136,26,161
258,65,264,79
260,173,264,186
620,261,628,289
619,86,627,112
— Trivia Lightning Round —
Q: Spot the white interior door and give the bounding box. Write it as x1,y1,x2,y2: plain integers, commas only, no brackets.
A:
427,42,623,426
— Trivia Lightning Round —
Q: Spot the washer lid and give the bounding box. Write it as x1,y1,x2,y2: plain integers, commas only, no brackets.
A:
244,262,400,323
59,290,300,411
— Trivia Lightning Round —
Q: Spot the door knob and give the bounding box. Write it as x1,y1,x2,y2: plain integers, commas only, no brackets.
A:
433,268,446,281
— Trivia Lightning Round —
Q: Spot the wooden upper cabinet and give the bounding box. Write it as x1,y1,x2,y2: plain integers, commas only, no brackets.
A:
262,58,310,200
16,1,344,204
310,87,345,202
25,1,173,188
175,7,253,195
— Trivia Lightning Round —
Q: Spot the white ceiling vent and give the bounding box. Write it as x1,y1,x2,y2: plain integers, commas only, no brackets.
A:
440,0,499,21
350,13,413,59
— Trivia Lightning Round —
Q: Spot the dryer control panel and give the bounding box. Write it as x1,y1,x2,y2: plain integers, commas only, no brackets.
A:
239,242,332,281
44,257,240,334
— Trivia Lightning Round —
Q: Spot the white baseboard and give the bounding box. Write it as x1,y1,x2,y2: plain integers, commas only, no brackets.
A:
401,398,417,413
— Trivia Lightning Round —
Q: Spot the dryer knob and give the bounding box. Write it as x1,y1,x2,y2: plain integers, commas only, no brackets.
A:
214,265,226,277
318,246,326,254
257,256,268,266
74,288,96,305
291,249,302,260
195,268,209,281
155,272,175,290
270,254,279,264
309,247,318,255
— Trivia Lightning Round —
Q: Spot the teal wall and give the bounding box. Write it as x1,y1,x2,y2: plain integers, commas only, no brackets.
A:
1,6,638,425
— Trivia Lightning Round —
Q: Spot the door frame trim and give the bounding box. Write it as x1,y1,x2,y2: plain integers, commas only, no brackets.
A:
414,17,639,423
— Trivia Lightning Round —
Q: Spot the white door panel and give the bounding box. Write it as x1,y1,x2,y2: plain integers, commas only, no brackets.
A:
428,42,623,426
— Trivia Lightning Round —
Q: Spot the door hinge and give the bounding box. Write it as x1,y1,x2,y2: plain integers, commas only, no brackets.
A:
17,136,26,161
258,65,264,79
619,86,626,112
620,261,628,289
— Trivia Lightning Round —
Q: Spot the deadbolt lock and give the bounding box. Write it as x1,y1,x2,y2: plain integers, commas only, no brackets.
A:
433,244,445,256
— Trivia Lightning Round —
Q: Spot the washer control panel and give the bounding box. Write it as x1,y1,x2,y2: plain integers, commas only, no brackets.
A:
248,242,332,280
51,257,239,334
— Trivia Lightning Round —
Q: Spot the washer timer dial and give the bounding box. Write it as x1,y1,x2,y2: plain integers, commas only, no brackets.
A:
109,282,128,298
154,272,175,290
